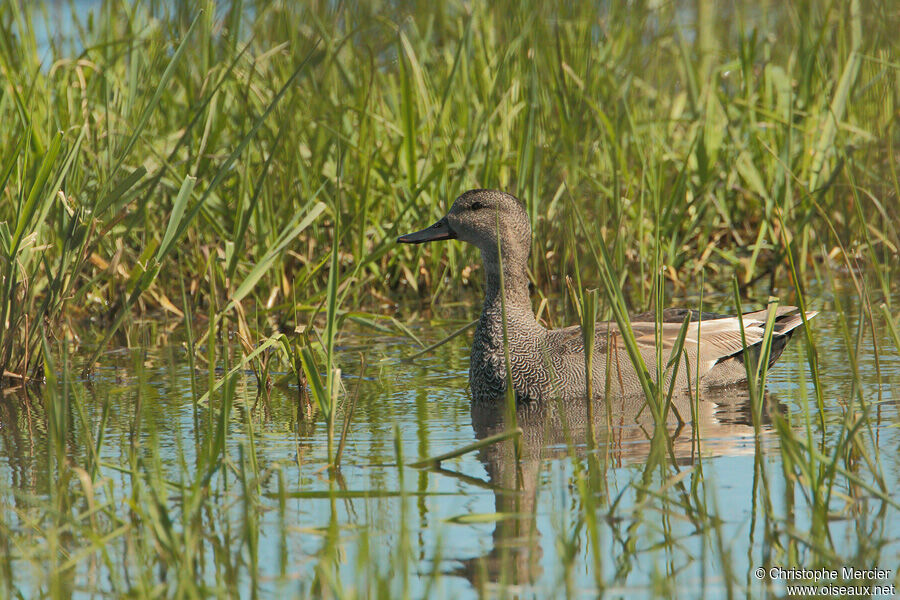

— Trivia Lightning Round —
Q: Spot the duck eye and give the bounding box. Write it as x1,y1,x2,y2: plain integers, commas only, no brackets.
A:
470,201,484,210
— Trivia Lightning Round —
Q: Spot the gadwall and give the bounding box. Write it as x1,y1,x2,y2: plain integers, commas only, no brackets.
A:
398,189,816,404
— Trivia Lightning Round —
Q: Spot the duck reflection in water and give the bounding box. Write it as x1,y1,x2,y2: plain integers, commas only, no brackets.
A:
438,385,781,590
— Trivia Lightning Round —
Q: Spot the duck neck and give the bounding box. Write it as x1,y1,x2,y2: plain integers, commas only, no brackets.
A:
480,250,539,328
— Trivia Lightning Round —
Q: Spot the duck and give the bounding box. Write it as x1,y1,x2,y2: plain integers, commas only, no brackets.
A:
397,189,816,404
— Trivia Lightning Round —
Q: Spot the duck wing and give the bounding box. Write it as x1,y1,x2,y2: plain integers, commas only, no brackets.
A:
552,306,816,368
629,306,817,370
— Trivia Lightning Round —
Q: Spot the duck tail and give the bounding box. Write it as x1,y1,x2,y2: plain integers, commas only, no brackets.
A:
743,307,817,367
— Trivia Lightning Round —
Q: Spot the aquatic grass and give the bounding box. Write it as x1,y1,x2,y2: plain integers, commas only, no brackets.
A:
579,287,598,434
283,194,361,470
408,428,522,470
882,304,900,356
552,393,608,595
0,130,66,381
813,235,892,490
2,0,895,377
730,279,781,429
494,207,524,475
84,173,198,371
0,0,897,597
5,305,900,597
566,191,659,415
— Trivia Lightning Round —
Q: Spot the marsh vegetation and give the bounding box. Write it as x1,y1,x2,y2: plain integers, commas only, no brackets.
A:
0,0,898,597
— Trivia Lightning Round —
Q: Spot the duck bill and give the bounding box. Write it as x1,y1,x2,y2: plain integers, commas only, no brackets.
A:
397,217,457,244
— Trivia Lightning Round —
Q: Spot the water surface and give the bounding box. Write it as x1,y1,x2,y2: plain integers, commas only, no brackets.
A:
1,291,898,598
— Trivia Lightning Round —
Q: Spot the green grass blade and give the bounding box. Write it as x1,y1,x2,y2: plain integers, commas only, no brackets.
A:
156,175,196,262
11,131,61,252
104,13,201,184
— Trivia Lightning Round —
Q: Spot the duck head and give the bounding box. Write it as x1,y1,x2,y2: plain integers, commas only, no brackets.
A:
397,190,532,265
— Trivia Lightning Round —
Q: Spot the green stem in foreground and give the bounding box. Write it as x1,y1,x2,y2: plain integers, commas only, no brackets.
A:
580,287,598,445
566,189,660,419
496,209,523,476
